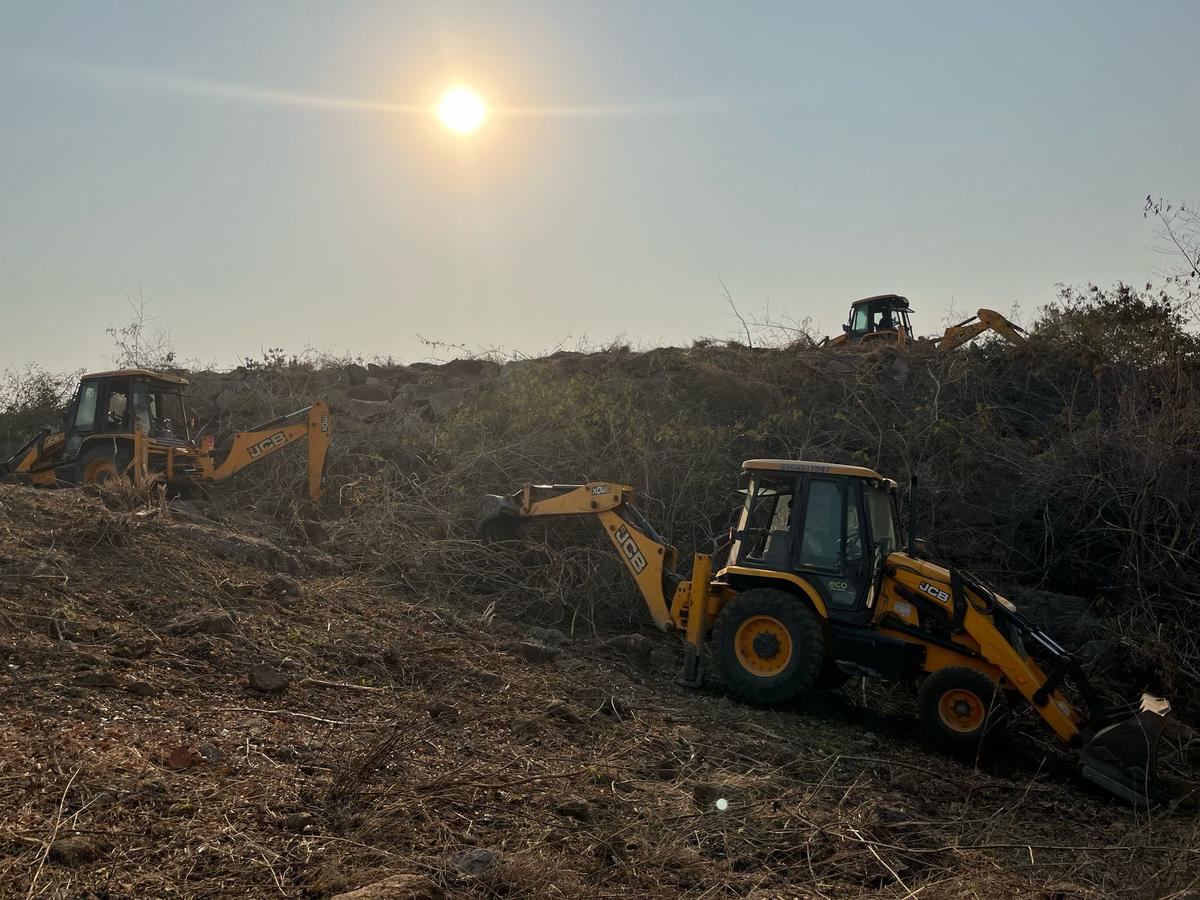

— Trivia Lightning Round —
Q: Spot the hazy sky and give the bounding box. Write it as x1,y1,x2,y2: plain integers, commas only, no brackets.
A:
2,1,1197,372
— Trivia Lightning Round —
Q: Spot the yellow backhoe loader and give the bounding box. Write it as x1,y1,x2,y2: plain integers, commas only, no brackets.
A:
822,294,1027,350
479,460,1176,806
0,369,331,501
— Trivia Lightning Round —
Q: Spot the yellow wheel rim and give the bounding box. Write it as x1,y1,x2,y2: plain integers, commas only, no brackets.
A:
733,615,793,677
938,688,986,733
82,458,118,484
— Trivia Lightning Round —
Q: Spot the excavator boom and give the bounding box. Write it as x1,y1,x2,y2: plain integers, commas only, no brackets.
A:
479,482,687,630
935,308,1027,351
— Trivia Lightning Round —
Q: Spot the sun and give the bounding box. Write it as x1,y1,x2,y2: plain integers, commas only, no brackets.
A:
437,86,488,135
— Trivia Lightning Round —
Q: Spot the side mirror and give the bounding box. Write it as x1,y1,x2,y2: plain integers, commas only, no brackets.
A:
842,324,850,333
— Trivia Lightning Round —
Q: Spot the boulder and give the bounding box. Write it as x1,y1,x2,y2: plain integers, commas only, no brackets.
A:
347,384,392,402
249,665,289,693
165,610,236,636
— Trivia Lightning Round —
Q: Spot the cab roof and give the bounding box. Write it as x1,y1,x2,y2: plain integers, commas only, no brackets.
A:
849,294,909,309
742,459,887,480
81,369,189,386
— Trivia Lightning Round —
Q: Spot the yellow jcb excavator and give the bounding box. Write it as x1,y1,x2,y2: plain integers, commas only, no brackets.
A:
0,369,332,501
479,460,1176,806
822,294,1026,350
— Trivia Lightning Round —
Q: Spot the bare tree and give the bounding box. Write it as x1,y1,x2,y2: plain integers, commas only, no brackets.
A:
106,291,177,370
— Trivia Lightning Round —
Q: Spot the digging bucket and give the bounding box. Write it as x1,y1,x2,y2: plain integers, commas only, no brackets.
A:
1077,694,1177,806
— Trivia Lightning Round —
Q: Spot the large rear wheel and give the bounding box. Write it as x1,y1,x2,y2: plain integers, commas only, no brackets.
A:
713,588,826,706
75,443,132,487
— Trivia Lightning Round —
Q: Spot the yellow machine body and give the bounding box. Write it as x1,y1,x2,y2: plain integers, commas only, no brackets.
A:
1,369,331,501
479,458,1175,805
823,294,1026,350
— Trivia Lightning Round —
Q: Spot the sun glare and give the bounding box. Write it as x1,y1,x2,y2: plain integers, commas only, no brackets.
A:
437,86,487,135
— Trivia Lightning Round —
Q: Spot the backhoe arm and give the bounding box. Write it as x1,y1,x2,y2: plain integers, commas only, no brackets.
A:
201,401,332,501
478,482,690,630
936,308,1027,351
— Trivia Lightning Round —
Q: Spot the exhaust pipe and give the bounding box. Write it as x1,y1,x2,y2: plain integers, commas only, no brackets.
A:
1077,693,1176,807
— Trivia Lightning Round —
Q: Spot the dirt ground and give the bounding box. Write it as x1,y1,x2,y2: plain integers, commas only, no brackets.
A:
0,484,1197,899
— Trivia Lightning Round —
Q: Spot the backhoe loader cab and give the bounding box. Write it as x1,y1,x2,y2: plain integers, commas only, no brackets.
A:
730,461,900,612
479,460,1177,806
1,369,332,501
839,294,915,346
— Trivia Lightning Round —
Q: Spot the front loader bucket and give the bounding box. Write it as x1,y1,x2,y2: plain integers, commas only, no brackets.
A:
1077,694,1175,806
477,494,522,543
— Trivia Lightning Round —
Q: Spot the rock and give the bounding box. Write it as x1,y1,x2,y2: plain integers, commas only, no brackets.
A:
527,626,570,647
449,848,500,877
125,680,159,698
601,633,659,668
198,743,224,764
300,520,328,547
546,701,584,725
391,384,467,418
506,641,560,665
599,695,633,719
74,670,120,689
268,573,301,598
110,635,159,659
347,383,392,402
164,746,202,770
165,610,236,636
426,702,456,720
249,665,289,693
345,363,369,386
556,798,593,821
284,811,317,833
345,398,391,420
332,874,444,900
49,835,104,866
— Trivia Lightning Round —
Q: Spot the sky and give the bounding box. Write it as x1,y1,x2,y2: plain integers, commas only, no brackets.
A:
1,1,1197,373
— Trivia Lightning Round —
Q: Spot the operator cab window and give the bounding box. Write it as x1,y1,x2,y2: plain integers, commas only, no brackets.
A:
101,380,131,432
147,386,188,441
798,480,842,570
872,306,898,332
72,382,100,433
850,305,870,334
736,476,796,569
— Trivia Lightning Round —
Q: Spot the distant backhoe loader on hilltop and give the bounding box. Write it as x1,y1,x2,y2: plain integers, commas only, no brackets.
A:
0,369,331,501
480,460,1176,806
822,294,1027,350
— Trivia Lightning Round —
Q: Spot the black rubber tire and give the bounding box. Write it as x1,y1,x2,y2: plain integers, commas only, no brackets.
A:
713,588,826,706
918,666,1010,757
74,443,133,486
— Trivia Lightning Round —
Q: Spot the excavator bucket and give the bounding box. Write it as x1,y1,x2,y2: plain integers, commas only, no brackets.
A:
1077,694,1176,806
477,493,522,542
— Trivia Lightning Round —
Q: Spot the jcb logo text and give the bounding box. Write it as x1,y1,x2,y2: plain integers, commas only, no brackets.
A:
615,525,648,574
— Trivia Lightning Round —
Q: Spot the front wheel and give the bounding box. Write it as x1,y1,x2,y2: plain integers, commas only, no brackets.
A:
713,588,826,706
917,667,1010,757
